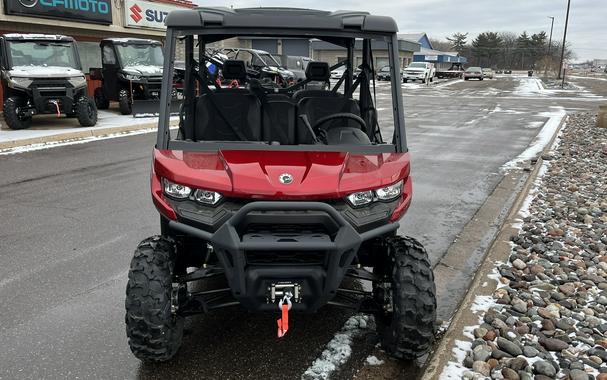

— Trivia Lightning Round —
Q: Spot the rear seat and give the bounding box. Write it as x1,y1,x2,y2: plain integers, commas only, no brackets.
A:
194,60,262,141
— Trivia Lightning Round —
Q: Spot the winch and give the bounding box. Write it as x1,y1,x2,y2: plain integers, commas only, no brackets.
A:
268,282,301,304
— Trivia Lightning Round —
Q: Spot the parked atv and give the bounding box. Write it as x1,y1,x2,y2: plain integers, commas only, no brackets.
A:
0,34,97,130
90,38,164,116
222,47,295,86
125,7,437,363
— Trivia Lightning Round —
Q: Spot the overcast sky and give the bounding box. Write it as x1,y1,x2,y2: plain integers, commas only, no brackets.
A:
192,0,605,62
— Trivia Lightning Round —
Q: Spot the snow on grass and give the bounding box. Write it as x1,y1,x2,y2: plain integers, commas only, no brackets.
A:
301,314,373,380
365,355,384,366
502,107,566,170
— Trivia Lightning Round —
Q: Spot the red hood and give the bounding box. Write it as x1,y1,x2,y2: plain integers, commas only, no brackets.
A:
153,149,410,200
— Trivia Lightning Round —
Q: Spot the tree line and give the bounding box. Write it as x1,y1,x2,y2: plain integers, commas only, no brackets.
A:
430,31,574,74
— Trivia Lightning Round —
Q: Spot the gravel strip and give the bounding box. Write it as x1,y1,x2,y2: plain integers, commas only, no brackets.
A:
448,113,607,380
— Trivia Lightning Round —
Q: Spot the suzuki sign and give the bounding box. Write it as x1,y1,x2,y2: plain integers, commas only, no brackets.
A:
125,0,181,30
4,0,112,24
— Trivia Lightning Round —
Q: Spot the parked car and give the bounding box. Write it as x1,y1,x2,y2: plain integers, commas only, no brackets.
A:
482,68,495,79
463,66,484,81
504,69,512,74
0,33,97,129
376,66,392,81
330,66,346,79
402,62,435,83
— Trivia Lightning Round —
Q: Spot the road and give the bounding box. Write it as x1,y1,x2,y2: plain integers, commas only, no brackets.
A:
0,74,604,379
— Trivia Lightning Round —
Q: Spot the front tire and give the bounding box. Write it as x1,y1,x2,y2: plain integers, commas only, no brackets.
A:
3,96,32,130
76,97,98,127
118,89,132,115
374,236,437,360
403,79,408,83
125,236,184,362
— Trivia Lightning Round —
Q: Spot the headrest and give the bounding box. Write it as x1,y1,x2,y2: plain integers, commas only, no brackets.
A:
305,62,330,81
222,60,247,81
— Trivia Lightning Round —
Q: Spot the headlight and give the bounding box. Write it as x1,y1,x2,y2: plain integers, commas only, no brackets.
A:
376,180,404,201
163,178,191,199
7,77,32,89
346,191,374,207
68,75,87,88
193,189,222,205
346,180,404,207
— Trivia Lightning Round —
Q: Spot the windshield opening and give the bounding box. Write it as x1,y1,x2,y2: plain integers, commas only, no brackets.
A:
163,31,405,152
116,44,164,68
7,41,78,69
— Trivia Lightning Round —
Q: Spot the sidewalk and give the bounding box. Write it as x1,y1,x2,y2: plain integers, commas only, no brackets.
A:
426,113,607,380
0,107,176,150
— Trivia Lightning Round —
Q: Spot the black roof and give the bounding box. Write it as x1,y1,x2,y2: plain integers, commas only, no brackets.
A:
165,7,398,34
102,38,161,45
2,33,75,42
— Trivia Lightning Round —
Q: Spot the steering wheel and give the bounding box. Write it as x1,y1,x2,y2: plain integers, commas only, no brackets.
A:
312,113,367,133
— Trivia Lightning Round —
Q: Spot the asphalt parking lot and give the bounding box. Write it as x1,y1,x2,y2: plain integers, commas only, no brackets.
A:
1,74,605,379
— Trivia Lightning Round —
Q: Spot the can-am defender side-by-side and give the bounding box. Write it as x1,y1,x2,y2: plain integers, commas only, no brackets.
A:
0,34,97,130
90,38,165,116
125,7,437,362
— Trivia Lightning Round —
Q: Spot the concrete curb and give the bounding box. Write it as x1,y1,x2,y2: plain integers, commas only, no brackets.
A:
0,119,178,151
420,115,568,380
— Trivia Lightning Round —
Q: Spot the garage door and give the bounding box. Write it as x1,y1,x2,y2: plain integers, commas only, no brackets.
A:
282,39,309,57
375,57,389,69
252,39,278,54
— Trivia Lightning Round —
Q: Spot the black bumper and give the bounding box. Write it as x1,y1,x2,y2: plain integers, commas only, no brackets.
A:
24,80,85,114
168,201,398,312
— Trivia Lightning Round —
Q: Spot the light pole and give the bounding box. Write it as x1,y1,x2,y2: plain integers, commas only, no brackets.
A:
558,0,571,84
546,16,555,77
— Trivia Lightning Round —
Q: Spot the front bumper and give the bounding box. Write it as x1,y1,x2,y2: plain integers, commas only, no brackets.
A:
403,72,426,80
20,79,86,113
131,77,162,99
168,201,399,312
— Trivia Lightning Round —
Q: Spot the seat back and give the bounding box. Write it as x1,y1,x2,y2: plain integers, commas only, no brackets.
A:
194,90,262,141
296,96,361,143
262,94,297,144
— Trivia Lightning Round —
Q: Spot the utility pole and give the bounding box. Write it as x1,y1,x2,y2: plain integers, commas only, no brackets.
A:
558,0,571,85
545,16,555,77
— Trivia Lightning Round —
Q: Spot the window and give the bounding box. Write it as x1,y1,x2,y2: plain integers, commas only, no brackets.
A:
79,41,102,72
7,41,78,69
102,45,116,65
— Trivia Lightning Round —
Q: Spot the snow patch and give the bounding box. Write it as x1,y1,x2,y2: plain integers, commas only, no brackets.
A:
365,355,384,366
470,295,496,314
302,314,373,380
502,107,566,170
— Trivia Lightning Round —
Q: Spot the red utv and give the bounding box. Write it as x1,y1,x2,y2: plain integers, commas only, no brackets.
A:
125,7,437,362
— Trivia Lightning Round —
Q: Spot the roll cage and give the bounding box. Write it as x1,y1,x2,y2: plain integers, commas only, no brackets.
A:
156,7,407,154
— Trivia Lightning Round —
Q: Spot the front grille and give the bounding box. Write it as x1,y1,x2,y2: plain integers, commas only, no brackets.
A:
244,223,329,237
245,250,325,265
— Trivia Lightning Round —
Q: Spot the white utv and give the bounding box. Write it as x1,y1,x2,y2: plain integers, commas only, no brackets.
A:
0,34,97,130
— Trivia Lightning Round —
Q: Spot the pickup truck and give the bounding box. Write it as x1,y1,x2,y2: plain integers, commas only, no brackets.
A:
402,62,435,83
436,63,465,79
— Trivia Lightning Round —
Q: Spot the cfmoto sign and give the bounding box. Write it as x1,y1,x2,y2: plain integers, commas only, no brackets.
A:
125,0,180,30
4,0,112,24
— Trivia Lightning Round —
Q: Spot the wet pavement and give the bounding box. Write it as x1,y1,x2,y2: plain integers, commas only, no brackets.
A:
0,75,604,379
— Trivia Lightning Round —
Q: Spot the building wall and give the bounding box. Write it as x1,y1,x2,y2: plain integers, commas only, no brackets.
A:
0,0,193,110
313,49,413,69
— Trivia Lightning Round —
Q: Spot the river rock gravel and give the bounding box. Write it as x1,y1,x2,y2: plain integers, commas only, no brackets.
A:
453,113,607,379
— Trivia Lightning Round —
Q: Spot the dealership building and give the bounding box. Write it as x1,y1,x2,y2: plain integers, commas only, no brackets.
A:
0,0,194,107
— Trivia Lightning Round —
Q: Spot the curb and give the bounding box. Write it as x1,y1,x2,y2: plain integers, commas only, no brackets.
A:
0,119,178,151
420,115,568,380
